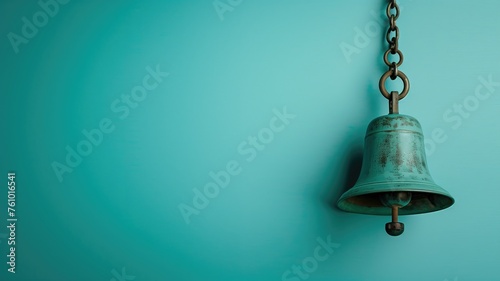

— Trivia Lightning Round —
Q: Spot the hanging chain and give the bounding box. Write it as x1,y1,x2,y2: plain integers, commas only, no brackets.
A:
379,0,410,114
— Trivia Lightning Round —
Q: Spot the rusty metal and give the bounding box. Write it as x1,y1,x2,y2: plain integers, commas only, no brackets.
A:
386,206,404,236
391,206,398,222
380,191,411,235
379,70,409,100
387,0,399,20
337,0,455,237
337,115,455,235
379,0,410,111
389,91,399,114
384,49,403,67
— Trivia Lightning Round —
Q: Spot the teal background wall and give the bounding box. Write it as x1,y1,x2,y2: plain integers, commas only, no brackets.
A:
1,0,499,280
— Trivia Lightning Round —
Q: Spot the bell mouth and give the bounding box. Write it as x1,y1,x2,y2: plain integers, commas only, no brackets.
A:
337,187,455,216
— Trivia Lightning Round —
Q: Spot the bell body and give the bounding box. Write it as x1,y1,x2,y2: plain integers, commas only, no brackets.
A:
337,114,454,215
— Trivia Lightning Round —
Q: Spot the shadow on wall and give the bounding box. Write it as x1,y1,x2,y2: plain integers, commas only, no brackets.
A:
319,1,389,236
327,73,386,210
316,78,385,240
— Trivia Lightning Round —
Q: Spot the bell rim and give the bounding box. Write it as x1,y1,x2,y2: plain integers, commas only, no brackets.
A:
337,182,455,216
338,182,453,198
336,204,454,216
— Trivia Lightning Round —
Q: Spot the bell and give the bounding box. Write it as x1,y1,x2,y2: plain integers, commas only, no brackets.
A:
337,114,454,236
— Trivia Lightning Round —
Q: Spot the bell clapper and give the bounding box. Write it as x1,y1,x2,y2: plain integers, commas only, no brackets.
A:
380,192,412,236
386,205,405,236
392,205,398,223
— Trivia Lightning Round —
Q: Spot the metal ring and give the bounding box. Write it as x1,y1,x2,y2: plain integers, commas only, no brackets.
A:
386,26,399,44
389,15,396,30
390,38,399,53
390,62,398,79
379,70,410,100
386,2,400,20
384,49,404,67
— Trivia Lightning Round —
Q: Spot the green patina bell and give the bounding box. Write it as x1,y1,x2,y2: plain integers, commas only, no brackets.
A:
337,0,455,236
337,114,455,236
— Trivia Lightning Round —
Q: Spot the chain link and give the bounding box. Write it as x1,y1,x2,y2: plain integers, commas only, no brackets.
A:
386,0,401,74
379,0,410,113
